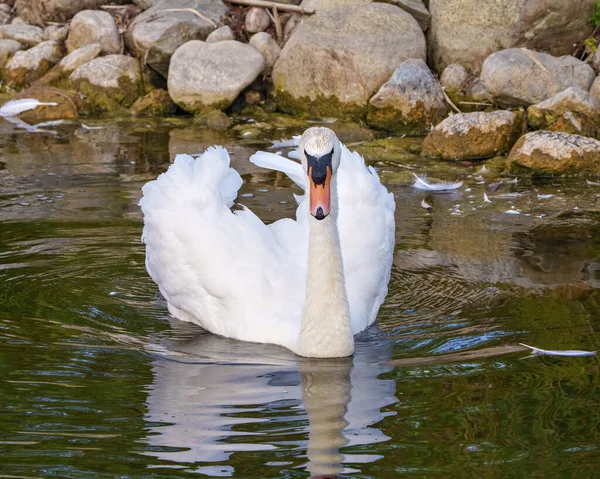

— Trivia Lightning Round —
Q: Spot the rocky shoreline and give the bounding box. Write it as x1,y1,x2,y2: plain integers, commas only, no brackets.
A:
2,0,600,175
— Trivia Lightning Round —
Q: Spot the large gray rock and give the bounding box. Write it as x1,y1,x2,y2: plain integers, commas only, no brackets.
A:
58,43,102,74
272,3,426,118
4,40,62,88
66,10,121,55
384,0,430,30
44,24,69,42
527,87,600,129
429,0,597,73
125,0,228,78
507,131,600,176
70,54,143,110
249,32,280,69
481,48,595,106
0,39,22,68
14,0,129,25
0,24,44,47
422,110,526,159
367,58,447,135
168,40,265,112
591,76,600,105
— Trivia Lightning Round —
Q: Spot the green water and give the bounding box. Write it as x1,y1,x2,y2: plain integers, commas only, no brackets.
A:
1,117,599,478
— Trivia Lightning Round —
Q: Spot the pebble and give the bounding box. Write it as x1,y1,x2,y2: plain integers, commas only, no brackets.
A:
241,193,254,198
258,188,269,192
20,202,30,206
278,200,288,204
47,173,56,176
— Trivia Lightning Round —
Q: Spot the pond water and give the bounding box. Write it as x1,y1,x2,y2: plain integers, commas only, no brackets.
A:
1,117,599,478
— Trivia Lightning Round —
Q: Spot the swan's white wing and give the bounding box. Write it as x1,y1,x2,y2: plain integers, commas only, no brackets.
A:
250,144,396,334
139,148,304,349
337,146,396,332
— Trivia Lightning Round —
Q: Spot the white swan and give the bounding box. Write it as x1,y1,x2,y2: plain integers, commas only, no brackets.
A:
139,127,395,357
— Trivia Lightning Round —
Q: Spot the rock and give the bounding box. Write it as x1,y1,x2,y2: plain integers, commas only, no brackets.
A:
547,111,600,140
13,85,84,120
272,3,426,118
0,39,22,69
168,40,265,112
4,40,62,89
131,88,177,116
245,90,262,105
125,0,228,78
70,54,143,111
133,0,154,9
283,13,302,42
506,131,600,176
422,110,525,159
66,10,121,55
300,0,371,9
0,4,13,25
590,76,600,105
249,32,280,69
14,0,129,25
466,79,492,103
429,0,599,73
0,24,44,47
527,87,600,129
440,63,468,101
44,24,69,42
194,108,232,129
11,17,26,25
206,25,234,43
245,7,270,33
384,0,430,30
481,48,595,106
57,43,102,74
366,59,447,135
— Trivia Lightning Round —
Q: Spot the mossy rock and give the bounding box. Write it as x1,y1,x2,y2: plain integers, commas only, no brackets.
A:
131,89,177,117
15,85,84,120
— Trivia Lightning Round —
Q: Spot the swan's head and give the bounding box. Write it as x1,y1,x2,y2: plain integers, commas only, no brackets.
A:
298,127,342,221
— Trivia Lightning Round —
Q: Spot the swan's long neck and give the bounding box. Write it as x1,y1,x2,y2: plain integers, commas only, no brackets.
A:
295,178,354,358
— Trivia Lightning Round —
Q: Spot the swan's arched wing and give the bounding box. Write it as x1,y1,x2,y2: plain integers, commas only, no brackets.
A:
336,146,396,332
250,144,396,334
139,149,304,349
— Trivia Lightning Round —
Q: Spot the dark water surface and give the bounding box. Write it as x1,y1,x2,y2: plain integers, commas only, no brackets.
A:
1,117,599,478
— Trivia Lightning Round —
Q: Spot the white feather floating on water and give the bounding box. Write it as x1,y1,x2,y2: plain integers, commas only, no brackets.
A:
0,98,57,117
412,173,462,192
269,136,301,149
81,123,103,130
421,199,432,210
587,180,600,186
520,343,596,357
483,192,491,203
478,165,490,175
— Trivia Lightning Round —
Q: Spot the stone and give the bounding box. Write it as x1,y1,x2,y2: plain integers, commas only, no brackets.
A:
547,111,600,140
11,17,25,25
422,110,525,160
245,7,270,33
70,54,143,111
14,0,129,25
125,0,228,78
283,13,302,42
300,0,371,9
366,59,447,135
272,3,426,119
506,131,600,176
0,4,12,25
13,85,84,120
0,39,22,69
194,108,232,129
4,40,62,89
245,90,262,105
0,24,44,47
249,32,280,70
66,10,121,55
168,40,265,113
57,43,102,74
440,63,468,99
429,0,599,73
590,76,600,105
206,25,234,43
131,88,177,116
44,24,69,42
527,87,600,129
383,0,430,30
481,48,595,106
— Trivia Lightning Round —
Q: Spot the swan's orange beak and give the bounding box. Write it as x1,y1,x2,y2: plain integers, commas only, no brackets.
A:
306,149,333,220
309,166,331,220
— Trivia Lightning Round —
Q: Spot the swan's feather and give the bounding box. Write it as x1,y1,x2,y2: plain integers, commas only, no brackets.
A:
0,98,57,116
412,173,463,191
140,141,395,347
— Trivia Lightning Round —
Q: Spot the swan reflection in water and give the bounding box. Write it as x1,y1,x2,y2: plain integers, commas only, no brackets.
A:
143,319,397,477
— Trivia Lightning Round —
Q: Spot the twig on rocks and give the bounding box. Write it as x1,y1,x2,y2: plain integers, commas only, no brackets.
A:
227,0,315,15
521,48,551,75
160,8,217,27
272,6,283,44
442,88,461,113
459,101,493,107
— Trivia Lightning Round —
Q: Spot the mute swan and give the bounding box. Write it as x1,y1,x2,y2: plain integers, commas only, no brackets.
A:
140,127,395,358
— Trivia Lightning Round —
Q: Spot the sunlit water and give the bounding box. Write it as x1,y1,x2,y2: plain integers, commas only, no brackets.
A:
1,117,599,478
